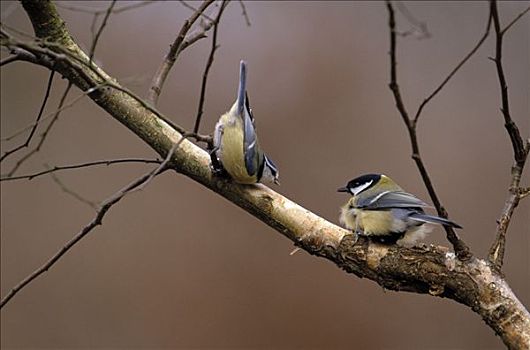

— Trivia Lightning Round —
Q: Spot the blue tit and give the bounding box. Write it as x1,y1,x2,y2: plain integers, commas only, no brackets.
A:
338,173,462,245
211,60,279,185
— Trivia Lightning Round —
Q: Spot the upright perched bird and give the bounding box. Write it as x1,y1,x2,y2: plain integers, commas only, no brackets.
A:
338,173,461,245
211,61,279,185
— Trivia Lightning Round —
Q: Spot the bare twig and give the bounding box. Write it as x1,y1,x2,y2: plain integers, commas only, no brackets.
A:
7,3,530,345
88,0,116,64
179,1,214,22
0,54,21,66
489,1,526,165
1,70,55,163
193,1,228,134
0,158,161,181
1,30,212,146
1,85,97,143
386,1,471,260
130,135,188,193
147,0,215,105
49,171,97,209
395,1,429,39
413,11,492,125
56,1,153,15
238,0,251,26
488,0,529,270
501,5,530,35
0,170,155,309
5,83,73,176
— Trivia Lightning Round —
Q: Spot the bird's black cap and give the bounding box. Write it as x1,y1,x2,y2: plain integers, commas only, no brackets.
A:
337,173,381,193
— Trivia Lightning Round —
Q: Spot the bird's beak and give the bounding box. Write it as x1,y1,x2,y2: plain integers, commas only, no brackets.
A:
337,186,349,193
237,60,247,116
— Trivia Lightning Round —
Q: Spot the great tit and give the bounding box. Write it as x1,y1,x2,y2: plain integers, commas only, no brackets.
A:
211,61,279,185
338,173,462,245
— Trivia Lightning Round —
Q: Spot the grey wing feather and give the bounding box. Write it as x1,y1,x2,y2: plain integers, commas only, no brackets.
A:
243,113,258,176
358,191,431,209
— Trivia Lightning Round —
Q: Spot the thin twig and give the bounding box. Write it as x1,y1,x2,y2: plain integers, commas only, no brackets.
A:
1,70,55,162
413,11,492,125
489,1,526,165
5,83,73,176
238,0,251,26
501,5,530,35
3,31,212,145
56,1,153,15
395,1,429,39
0,170,156,309
0,158,161,181
386,0,471,260
147,0,215,105
1,26,212,147
1,85,97,143
0,54,21,66
179,1,214,22
488,0,529,270
88,0,116,64
193,1,228,134
49,171,97,209
130,135,188,193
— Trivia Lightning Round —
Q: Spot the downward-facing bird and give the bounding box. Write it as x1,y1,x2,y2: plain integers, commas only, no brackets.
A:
338,173,461,245
211,61,279,185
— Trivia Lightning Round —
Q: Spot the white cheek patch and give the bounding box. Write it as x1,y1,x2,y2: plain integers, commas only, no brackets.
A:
351,180,373,195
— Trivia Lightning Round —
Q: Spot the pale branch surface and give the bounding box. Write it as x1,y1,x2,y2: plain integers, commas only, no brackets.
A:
1,1,529,348
386,1,471,260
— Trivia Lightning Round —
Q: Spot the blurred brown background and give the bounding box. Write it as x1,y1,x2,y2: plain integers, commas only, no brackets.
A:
1,1,528,349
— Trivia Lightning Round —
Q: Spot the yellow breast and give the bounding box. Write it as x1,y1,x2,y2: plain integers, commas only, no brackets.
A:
219,113,257,184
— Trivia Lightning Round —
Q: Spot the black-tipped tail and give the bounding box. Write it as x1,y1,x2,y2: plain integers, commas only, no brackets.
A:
410,213,462,229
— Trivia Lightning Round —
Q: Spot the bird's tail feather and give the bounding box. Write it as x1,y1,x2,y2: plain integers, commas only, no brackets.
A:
410,213,462,229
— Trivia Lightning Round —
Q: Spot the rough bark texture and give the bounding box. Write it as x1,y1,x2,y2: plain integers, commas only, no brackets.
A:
7,1,530,348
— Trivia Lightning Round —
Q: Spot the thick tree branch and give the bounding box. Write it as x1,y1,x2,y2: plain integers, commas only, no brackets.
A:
2,1,528,347
487,0,529,270
386,1,471,260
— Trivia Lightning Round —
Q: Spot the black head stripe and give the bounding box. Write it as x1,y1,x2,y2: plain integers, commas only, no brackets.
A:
346,173,381,192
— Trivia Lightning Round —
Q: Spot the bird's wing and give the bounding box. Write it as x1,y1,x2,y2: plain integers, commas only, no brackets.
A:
245,92,256,128
243,111,258,176
357,191,431,209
